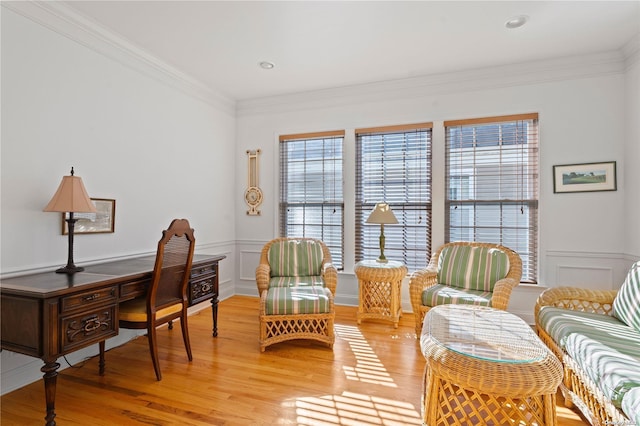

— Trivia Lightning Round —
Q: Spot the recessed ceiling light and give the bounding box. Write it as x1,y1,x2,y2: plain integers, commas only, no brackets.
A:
505,15,529,29
259,61,275,70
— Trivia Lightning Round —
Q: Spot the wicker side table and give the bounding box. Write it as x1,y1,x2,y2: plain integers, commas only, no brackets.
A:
420,305,563,426
354,260,407,328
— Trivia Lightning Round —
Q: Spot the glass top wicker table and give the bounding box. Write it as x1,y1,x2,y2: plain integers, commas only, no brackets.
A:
420,305,563,426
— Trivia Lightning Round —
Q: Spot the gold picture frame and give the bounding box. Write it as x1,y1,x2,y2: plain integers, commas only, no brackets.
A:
62,198,116,234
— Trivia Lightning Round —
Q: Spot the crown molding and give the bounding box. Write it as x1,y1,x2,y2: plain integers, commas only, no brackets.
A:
238,50,627,116
2,1,235,114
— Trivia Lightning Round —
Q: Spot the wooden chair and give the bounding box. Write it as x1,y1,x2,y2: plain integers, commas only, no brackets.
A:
99,218,196,380
256,237,338,352
409,241,522,336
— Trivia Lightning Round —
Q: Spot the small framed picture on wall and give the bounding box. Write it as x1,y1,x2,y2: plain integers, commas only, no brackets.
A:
62,198,116,234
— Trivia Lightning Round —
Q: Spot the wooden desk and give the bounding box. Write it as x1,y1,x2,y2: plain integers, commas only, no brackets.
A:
0,253,225,426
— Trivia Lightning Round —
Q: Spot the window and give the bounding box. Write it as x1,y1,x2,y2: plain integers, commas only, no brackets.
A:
355,123,432,271
279,131,344,269
445,114,539,282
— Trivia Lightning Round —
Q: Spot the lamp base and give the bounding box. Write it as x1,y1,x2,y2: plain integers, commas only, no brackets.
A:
376,257,389,263
55,265,84,274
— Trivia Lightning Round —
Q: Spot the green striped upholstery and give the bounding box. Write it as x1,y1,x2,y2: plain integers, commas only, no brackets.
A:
269,276,325,288
613,261,640,332
421,284,492,308
538,306,640,407
265,286,332,315
622,387,640,426
436,246,510,291
268,240,324,277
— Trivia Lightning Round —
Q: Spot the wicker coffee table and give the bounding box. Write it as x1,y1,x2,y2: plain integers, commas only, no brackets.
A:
354,260,407,328
420,305,563,426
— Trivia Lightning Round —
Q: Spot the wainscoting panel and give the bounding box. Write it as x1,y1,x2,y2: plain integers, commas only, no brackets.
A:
544,250,632,290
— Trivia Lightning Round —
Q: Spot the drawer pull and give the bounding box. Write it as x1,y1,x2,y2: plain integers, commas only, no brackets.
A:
83,293,101,302
84,316,102,332
67,313,112,342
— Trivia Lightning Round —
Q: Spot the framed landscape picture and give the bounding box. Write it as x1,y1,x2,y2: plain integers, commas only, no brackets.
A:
62,198,116,234
553,161,617,193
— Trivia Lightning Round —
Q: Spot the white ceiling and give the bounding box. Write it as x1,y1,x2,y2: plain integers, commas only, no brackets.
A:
62,1,640,101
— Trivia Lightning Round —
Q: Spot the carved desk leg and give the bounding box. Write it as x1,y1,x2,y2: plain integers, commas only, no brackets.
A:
98,341,106,375
211,297,218,337
41,360,60,426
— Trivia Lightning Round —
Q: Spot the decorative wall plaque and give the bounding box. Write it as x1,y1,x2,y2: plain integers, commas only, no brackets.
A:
245,149,263,215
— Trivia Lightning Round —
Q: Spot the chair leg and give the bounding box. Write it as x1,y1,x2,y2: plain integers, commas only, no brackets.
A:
147,325,162,381
180,312,193,361
98,340,105,376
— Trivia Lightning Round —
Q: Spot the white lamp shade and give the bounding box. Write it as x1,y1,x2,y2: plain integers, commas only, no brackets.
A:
366,202,398,225
43,174,97,213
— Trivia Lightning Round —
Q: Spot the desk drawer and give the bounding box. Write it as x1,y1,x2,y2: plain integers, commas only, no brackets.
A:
61,286,117,313
191,263,217,280
61,305,117,353
190,275,218,305
120,278,148,302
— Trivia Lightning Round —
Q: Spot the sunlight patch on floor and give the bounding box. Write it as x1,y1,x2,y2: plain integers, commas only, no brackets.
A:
334,324,397,387
283,391,421,426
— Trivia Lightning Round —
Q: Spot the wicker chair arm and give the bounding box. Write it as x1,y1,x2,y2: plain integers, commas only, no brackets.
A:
534,286,618,320
490,278,520,310
255,264,271,294
322,262,338,295
409,268,438,317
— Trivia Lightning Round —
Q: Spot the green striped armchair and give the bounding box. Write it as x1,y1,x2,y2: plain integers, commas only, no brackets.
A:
409,241,522,336
256,237,338,352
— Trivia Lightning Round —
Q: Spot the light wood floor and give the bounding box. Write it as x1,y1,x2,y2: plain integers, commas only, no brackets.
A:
1,295,587,425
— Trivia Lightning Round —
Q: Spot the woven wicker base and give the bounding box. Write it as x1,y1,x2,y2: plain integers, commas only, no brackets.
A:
355,260,407,328
259,289,335,352
423,365,556,425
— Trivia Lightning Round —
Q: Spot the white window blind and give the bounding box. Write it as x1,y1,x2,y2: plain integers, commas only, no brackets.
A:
279,131,344,269
355,123,432,271
445,114,539,282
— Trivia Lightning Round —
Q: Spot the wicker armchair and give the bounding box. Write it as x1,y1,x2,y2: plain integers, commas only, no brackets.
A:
409,241,522,336
256,237,338,352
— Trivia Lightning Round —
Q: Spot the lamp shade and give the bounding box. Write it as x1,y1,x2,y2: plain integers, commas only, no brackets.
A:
366,202,398,225
43,169,97,213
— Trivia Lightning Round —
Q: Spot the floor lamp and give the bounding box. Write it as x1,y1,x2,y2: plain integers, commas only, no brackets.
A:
43,167,97,274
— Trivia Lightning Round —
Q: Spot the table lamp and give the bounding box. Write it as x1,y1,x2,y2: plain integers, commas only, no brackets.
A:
43,167,97,274
366,202,398,263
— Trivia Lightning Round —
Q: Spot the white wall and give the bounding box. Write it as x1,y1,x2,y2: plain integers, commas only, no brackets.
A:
625,50,640,257
1,6,236,393
235,53,640,322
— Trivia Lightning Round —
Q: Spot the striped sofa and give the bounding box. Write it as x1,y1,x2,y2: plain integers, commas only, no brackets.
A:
409,241,522,336
535,261,640,425
255,237,338,352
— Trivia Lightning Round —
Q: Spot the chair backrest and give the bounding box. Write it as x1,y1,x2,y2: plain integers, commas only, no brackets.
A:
434,241,521,291
148,219,196,313
266,238,327,277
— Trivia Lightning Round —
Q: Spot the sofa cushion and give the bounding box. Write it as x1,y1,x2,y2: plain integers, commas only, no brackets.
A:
269,276,325,288
437,245,510,291
622,387,640,426
613,261,640,332
268,240,324,277
538,306,640,407
264,286,332,315
421,284,492,307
